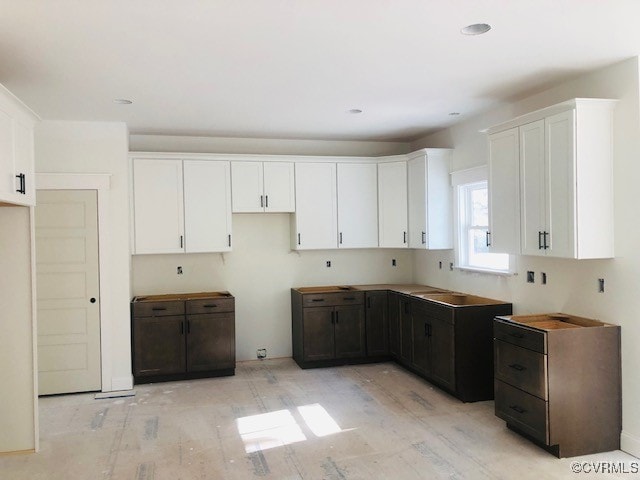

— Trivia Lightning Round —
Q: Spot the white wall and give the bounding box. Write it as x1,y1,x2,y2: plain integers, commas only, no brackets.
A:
35,121,132,390
411,57,640,457
0,206,36,452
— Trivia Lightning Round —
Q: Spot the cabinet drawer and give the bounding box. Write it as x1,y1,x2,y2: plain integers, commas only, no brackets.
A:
494,319,546,353
495,380,549,445
187,297,234,314
132,300,185,317
495,340,547,400
302,292,364,307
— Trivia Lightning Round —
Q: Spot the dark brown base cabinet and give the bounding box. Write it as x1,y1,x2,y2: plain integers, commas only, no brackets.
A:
390,294,512,402
131,292,235,384
494,314,621,458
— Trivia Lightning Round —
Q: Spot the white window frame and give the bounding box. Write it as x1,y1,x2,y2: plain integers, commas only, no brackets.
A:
451,166,514,275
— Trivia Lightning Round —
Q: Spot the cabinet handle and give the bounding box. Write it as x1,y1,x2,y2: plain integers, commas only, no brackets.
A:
180,321,184,335
311,298,325,302
265,195,269,208
335,311,339,324
298,233,301,245
486,231,491,247
180,235,184,248
331,311,335,324
260,195,264,208
228,234,231,247
509,405,526,414
339,232,343,244
543,231,549,250
343,296,356,301
367,297,371,308
187,320,191,334
15,173,26,194
152,307,167,311
403,231,407,244
424,322,428,337
422,231,426,244
508,363,526,371
203,304,218,308
538,231,543,250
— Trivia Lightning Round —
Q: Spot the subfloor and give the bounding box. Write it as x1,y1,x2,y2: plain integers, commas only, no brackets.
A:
0,358,635,479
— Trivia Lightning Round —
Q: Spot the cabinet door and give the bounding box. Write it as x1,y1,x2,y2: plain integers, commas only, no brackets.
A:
186,313,235,372
183,161,232,253
302,307,335,361
293,163,337,250
412,315,428,374
400,299,413,365
428,314,455,391
388,293,401,358
334,305,365,358
546,110,576,258
231,161,264,212
263,162,295,212
0,107,13,201
12,120,35,206
337,163,378,248
132,159,185,254
133,315,186,377
519,120,546,256
488,128,520,254
378,161,408,248
365,292,388,356
407,157,427,249
426,152,453,249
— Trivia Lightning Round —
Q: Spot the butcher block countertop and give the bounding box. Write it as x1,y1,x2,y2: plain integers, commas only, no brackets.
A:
132,291,233,302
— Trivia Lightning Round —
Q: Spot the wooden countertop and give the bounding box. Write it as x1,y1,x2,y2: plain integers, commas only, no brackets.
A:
132,291,233,302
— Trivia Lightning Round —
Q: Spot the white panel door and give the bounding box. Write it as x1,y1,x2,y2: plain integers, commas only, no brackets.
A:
263,162,295,212
337,163,378,248
294,162,337,249
35,190,101,395
407,157,427,249
488,128,520,254
132,159,184,254
378,161,408,248
546,110,576,258
519,121,546,256
231,161,264,212
184,160,232,252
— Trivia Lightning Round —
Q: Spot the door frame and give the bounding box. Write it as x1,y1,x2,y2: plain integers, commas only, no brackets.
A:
35,173,113,392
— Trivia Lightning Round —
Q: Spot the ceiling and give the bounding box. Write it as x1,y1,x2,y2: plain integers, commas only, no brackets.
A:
1,1,640,142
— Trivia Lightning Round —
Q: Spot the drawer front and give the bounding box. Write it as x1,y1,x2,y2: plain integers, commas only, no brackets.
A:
413,299,454,325
495,340,548,400
187,297,235,314
495,380,549,445
132,300,185,317
302,292,364,307
494,319,546,353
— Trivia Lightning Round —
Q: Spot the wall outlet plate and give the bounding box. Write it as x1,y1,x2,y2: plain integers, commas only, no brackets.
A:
326,260,331,267
392,259,396,266
257,348,267,359
527,271,535,283
177,266,183,275
598,278,605,293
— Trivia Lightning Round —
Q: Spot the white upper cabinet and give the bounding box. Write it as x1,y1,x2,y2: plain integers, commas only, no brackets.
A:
132,159,185,254
292,162,337,250
488,98,616,259
337,163,378,248
488,127,521,255
132,158,232,254
378,161,408,248
184,160,232,253
407,150,452,250
0,85,37,207
231,161,294,213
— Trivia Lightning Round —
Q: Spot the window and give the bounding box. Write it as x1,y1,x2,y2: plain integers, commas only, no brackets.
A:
452,167,511,273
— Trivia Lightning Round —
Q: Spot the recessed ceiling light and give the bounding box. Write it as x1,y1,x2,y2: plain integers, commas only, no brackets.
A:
113,98,133,105
461,23,491,35
449,112,460,116
348,108,363,114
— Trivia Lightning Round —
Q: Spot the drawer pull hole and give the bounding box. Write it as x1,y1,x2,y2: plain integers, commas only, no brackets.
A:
151,307,167,311
508,364,526,371
509,405,526,414
311,299,325,302
509,332,525,339
343,297,356,301
203,304,218,308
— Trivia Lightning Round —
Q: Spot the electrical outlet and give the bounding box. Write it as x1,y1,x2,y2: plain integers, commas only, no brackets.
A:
527,271,535,283
177,266,183,275
326,260,331,267
257,348,267,359
541,272,547,285
392,258,396,266
449,262,454,271
598,278,605,293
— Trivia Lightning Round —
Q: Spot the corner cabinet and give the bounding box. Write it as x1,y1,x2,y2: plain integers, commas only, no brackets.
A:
487,98,616,259
231,161,295,213
407,150,452,250
337,163,378,248
0,85,37,207
132,158,232,254
378,161,408,248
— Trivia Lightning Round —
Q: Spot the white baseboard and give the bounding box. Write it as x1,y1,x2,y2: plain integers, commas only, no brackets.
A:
621,431,640,459
109,375,133,392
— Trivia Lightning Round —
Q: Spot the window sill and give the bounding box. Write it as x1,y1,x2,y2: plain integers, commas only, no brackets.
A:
454,265,516,276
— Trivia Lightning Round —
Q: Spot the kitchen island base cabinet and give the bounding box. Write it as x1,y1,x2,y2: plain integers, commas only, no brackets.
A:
131,292,235,384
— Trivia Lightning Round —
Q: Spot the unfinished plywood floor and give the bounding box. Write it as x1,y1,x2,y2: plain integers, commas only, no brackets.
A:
0,358,635,479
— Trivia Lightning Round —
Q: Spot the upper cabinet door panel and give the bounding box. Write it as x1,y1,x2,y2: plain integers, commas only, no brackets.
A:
263,162,295,213
337,163,378,248
184,160,232,253
0,108,14,200
378,161,408,248
12,121,35,205
231,161,263,213
519,120,546,257
407,157,426,249
488,128,520,255
426,153,453,250
133,159,184,254
294,162,337,250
